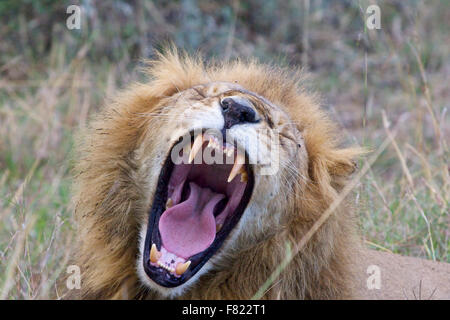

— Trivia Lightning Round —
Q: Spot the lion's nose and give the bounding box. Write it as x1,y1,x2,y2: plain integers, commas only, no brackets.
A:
220,97,259,129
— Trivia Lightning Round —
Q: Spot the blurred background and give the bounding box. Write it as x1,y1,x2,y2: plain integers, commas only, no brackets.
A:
0,0,448,299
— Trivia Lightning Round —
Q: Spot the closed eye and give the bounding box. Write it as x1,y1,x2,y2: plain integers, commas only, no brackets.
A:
192,87,206,99
279,132,299,145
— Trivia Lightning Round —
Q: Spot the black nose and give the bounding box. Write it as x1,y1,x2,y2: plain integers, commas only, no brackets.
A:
221,97,258,129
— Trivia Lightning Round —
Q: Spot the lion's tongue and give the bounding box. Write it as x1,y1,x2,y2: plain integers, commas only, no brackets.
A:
159,182,225,259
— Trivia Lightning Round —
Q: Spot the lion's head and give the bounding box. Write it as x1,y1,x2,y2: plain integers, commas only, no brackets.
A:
71,49,362,299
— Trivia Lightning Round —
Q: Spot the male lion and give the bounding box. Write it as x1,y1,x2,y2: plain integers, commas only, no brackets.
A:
70,50,449,299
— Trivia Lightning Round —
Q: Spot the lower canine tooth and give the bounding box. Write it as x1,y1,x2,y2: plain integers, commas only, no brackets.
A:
150,244,161,263
216,224,223,232
240,171,248,182
175,261,191,275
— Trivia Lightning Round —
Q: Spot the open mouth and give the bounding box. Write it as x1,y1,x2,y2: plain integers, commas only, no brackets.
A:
142,130,254,287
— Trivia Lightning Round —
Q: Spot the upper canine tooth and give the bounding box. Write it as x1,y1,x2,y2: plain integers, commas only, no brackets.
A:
175,260,191,275
208,136,214,148
189,134,203,164
166,198,173,209
227,153,245,182
150,244,161,263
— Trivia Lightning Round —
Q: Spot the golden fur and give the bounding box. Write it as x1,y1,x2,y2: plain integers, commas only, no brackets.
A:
69,49,364,299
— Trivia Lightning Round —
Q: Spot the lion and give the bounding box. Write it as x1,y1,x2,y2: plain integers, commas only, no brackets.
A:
69,49,450,300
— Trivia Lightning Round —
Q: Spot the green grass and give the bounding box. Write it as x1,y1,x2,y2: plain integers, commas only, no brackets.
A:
0,0,448,299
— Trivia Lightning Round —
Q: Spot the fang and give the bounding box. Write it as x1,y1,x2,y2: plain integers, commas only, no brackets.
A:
175,261,191,275
189,134,204,164
150,244,161,263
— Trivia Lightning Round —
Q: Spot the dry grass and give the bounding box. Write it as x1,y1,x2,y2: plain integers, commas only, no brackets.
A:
0,1,448,299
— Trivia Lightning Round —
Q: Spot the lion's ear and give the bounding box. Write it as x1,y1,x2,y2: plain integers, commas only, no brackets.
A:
308,146,364,198
309,147,362,179
327,148,361,177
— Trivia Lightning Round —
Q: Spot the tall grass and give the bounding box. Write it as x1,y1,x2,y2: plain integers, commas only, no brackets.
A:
0,0,448,299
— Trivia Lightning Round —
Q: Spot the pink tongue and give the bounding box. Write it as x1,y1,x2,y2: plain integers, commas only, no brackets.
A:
159,182,225,259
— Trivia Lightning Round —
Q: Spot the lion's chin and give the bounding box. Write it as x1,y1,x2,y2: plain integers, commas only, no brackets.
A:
141,130,254,289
